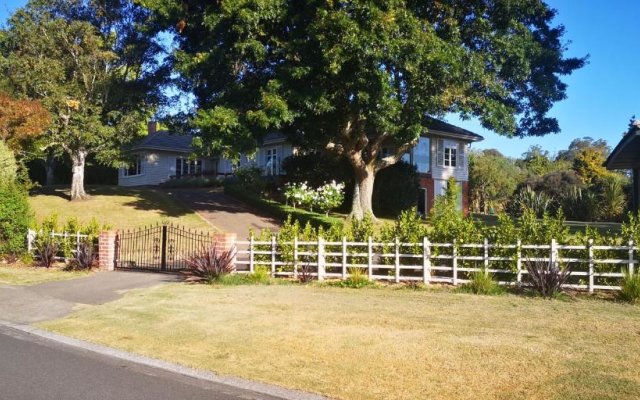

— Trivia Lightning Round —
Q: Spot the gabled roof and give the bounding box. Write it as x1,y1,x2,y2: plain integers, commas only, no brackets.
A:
129,130,193,153
605,121,640,170
424,117,484,142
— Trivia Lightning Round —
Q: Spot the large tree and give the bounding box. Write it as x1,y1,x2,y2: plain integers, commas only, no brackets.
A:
0,0,168,199
144,0,585,218
469,149,522,213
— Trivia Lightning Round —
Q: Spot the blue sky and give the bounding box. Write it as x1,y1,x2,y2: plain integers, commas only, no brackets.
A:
1,0,638,158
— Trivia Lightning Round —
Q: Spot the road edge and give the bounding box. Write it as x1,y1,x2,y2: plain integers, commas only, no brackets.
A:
0,321,328,400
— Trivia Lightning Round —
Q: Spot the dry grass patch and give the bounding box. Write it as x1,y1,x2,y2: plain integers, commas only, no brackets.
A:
40,284,640,400
29,185,211,230
0,265,90,286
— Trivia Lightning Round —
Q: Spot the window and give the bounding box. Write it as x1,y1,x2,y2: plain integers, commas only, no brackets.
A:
176,157,202,177
444,147,457,167
437,139,462,168
265,147,279,176
413,137,430,173
123,156,142,177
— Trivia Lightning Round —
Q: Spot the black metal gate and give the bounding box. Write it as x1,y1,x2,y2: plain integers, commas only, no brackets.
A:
115,224,216,271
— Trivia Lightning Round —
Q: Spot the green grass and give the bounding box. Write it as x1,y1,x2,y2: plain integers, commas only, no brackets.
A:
0,265,90,286
29,185,212,230
40,283,640,400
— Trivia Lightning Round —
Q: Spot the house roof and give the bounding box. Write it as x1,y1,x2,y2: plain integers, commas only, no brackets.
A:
129,118,482,154
605,121,640,170
423,117,484,142
129,130,193,153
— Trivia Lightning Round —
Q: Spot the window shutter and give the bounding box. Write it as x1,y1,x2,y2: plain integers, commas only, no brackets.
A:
436,139,444,167
458,142,466,169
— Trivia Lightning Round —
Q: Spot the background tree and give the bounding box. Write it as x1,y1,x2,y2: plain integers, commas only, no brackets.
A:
0,93,50,152
469,149,521,213
143,0,585,219
556,137,610,163
0,0,168,199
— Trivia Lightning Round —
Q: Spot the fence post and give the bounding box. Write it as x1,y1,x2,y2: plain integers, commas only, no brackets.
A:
588,239,594,293
516,239,522,284
26,229,35,253
317,237,326,281
550,239,558,269
249,235,255,273
342,236,347,280
367,236,373,280
452,239,458,286
270,235,276,277
160,225,168,271
394,237,400,283
629,240,635,276
423,237,431,284
483,238,489,273
293,236,299,279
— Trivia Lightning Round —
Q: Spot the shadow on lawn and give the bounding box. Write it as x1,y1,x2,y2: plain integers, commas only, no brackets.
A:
31,185,195,219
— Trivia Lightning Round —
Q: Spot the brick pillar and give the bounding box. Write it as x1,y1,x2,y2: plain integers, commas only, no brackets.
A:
212,232,237,270
98,231,117,271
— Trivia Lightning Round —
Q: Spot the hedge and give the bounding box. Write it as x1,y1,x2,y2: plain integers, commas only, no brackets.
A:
224,184,342,229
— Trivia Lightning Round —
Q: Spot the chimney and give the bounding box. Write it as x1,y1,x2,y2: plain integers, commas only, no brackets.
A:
147,121,158,135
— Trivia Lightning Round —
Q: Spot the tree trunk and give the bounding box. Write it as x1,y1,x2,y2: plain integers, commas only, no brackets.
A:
44,149,56,186
70,150,89,200
349,164,376,220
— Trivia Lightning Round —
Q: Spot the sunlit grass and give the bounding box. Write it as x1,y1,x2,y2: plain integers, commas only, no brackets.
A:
40,284,640,400
29,185,211,230
0,265,90,286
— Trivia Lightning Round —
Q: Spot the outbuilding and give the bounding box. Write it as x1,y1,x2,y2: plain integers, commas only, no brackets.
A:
605,120,640,212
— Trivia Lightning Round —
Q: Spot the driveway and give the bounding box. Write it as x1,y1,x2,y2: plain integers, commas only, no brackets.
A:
0,271,179,324
166,188,280,239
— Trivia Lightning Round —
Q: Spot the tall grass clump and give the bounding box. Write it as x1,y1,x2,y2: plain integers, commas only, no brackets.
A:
459,271,504,295
619,269,640,304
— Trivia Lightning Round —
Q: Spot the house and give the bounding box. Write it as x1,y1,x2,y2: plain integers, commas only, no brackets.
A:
119,119,483,213
605,120,640,212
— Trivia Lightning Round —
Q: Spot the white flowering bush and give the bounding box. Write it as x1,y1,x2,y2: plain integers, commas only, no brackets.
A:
314,181,345,215
283,181,345,215
284,182,314,209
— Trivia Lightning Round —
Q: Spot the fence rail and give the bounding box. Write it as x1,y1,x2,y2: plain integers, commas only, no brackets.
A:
27,229,92,261
235,236,638,292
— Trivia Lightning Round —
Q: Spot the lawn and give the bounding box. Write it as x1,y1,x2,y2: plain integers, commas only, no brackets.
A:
0,265,90,286
40,284,640,400
29,185,212,230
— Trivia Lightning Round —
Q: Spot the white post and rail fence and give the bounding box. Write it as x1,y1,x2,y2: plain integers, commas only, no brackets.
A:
233,236,638,293
27,229,638,292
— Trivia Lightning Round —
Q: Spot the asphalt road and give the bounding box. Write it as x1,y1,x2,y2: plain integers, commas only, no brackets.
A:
0,325,286,400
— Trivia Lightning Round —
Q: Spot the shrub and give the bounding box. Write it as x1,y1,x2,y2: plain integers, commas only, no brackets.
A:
314,181,345,215
298,262,315,283
459,271,504,295
595,175,627,222
282,152,352,189
65,240,97,270
35,236,59,268
0,181,32,256
283,181,315,209
232,166,265,194
525,258,572,298
182,245,237,284
342,267,373,288
619,268,640,304
0,140,17,182
372,161,420,217
508,187,553,218
247,265,271,284
560,187,598,222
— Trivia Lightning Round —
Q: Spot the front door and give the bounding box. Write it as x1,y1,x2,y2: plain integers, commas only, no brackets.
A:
418,188,427,215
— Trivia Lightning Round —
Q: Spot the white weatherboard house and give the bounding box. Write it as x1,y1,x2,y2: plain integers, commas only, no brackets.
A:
119,120,482,213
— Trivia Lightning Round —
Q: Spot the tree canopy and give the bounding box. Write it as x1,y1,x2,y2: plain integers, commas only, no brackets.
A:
143,0,585,218
0,0,169,199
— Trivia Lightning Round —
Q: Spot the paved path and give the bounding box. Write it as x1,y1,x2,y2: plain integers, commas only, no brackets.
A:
0,271,180,324
0,325,291,400
166,188,280,239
